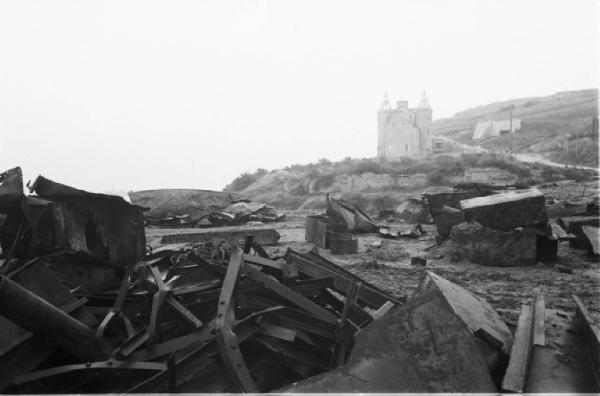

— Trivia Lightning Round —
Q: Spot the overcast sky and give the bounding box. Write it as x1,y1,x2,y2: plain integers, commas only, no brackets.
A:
0,0,598,193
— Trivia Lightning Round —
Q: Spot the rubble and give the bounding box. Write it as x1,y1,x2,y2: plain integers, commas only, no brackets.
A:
304,196,370,255
304,215,346,249
423,188,493,238
326,195,378,233
547,199,588,218
284,271,514,392
0,170,145,267
394,198,432,223
1,166,599,393
129,189,284,228
378,223,424,239
128,189,241,226
559,216,599,246
160,226,281,246
431,187,591,266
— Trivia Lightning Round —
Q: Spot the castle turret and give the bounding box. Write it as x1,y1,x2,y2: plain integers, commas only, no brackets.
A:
415,90,433,154
418,90,431,109
379,93,392,113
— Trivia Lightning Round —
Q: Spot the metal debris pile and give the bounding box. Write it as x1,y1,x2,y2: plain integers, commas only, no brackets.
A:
1,167,598,392
422,186,591,266
305,195,426,255
0,167,402,393
128,189,284,228
304,195,378,255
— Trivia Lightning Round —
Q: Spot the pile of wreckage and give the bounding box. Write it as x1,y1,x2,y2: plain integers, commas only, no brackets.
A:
424,185,599,266
0,167,599,392
305,195,426,256
129,189,285,228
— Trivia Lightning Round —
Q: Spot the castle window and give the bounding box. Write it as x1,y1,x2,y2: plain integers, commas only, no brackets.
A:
405,144,409,152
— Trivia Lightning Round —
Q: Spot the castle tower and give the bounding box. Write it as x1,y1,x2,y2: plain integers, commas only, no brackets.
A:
414,91,433,156
377,93,392,160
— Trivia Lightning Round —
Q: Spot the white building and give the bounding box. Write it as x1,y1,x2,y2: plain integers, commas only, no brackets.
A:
472,119,522,140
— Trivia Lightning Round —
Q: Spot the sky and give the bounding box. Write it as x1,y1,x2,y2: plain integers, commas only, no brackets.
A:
0,0,598,193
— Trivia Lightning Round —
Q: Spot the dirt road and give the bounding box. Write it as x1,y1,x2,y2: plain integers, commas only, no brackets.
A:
435,135,599,172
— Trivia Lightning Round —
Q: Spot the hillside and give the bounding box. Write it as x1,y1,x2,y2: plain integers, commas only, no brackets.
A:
223,154,595,213
433,89,599,167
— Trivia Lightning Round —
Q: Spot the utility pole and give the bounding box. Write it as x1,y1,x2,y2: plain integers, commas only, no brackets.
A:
509,105,514,159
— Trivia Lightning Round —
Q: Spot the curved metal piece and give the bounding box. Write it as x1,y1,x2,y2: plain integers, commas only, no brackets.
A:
95,310,117,343
215,248,258,393
95,264,135,342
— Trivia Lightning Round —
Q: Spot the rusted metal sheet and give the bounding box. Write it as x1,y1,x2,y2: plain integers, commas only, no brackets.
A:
582,226,600,256
305,215,328,248
414,271,513,355
282,287,497,392
573,295,600,385
0,167,24,208
26,175,146,266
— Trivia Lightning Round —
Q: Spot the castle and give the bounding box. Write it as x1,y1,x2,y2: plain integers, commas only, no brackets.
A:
377,92,433,161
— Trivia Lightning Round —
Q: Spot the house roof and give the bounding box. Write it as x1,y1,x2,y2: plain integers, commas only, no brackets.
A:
473,121,495,140
472,119,521,140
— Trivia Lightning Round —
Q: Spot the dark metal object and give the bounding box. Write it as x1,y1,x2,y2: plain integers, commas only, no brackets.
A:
12,360,165,393
0,275,112,361
130,321,215,361
285,248,402,308
281,287,497,393
215,248,258,392
29,175,147,267
160,227,281,246
243,265,338,324
328,233,358,255
305,215,329,248
573,295,600,386
460,189,547,232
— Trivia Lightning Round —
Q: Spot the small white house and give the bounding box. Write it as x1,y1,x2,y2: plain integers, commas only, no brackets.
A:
472,119,522,140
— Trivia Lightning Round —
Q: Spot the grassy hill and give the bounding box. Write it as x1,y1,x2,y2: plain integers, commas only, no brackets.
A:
433,89,598,167
224,154,594,213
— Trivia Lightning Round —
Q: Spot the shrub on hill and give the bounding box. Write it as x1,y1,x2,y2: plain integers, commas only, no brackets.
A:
225,172,259,192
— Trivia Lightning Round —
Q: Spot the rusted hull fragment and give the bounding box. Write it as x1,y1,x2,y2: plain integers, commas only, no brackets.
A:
282,287,497,393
